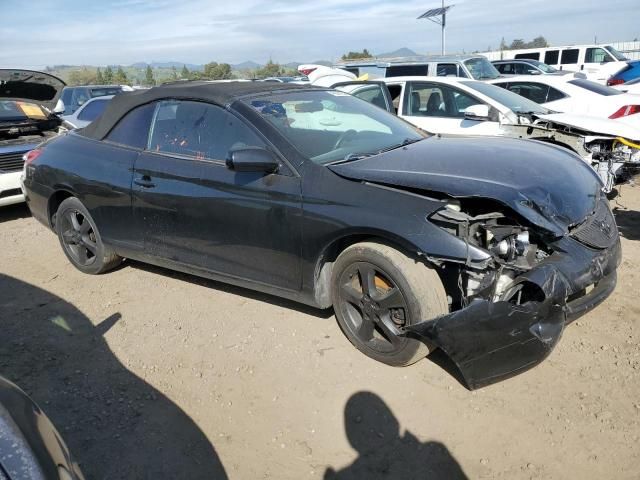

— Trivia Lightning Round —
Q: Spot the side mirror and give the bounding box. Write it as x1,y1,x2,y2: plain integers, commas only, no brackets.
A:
464,104,491,121
53,99,65,115
529,70,542,75
226,147,279,173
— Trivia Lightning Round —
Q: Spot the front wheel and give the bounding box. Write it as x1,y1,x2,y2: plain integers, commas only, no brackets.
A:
331,242,448,366
56,197,122,274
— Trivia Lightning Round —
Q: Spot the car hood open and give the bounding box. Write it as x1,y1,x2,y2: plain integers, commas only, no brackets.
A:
0,69,66,110
535,112,640,140
329,136,603,236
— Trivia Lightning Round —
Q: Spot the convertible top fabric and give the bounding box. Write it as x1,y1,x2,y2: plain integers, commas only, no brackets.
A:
80,81,319,140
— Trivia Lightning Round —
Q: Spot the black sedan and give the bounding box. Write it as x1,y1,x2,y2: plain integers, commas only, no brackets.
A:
21,81,620,388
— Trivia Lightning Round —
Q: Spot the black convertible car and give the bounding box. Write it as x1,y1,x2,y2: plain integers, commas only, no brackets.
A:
21,81,620,388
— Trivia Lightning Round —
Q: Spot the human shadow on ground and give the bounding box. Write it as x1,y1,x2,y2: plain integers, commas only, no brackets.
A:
0,274,227,479
613,208,640,242
325,391,468,480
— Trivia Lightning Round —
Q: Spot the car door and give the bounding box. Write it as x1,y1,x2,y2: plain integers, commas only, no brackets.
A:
132,99,303,291
397,81,502,136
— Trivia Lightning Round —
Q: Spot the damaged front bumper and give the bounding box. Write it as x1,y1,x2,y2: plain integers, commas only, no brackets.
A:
402,236,621,390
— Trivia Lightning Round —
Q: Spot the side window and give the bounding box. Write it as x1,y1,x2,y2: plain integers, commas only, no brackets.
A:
505,82,549,104
546,86,567,102
496,63,511,74
515,52,540,60
386,65,428,77
436,64,458,77
585,47,612,63
77,99,108,122
351,85,389,110
408,83,482,118
106,102,156,149
545,50,559,64
513,63,527,74
561,49,579,64
149,100,265,160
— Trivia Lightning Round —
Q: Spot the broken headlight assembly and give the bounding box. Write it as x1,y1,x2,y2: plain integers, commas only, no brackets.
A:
430,201,553,304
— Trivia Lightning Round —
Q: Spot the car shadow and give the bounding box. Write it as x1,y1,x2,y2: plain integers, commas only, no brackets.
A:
128,260,335,319
325,391,468,479
0,202,31,222
0,274,228,480
613,207,640,242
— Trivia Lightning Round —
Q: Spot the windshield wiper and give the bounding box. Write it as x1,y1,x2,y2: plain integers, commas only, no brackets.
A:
327,138,423,165
378,137,423,153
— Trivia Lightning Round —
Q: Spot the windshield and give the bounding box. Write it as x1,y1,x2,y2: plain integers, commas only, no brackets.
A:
604,46,628,61
463,57,500,80
528,60,557,73
462,80,551,114
0,100,46,122
245,90,425,164
568,78,622,96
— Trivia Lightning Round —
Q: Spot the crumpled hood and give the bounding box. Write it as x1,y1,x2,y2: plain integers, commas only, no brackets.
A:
0,69,66,110
535,112,640,141
329,136,603,236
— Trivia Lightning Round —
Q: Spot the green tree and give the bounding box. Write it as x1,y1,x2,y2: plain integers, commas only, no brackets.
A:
255,60,281,78
509,39,526,50
181,65,189,78
103,66,114,83
95,67,105,84
114,66,128,84
145,65,155,86
170,66,178,80
67,68,97,86
203,61,232,80
529,36,549,48
341,49,372,61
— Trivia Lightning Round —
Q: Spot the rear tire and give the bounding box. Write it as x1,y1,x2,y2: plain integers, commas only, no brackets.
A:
55,197,121,274
331,241,448,366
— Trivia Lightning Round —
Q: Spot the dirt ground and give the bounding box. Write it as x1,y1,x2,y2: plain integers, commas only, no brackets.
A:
1,183,639,480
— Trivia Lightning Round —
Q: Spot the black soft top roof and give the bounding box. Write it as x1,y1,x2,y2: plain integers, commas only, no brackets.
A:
81,81,321,140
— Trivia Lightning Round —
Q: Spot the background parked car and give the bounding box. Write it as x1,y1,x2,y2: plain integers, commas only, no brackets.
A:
330,75,640,191
483,44,629,84
0,69,65,207
334,55,501,81
490,74,640,129
60,84,124,115
607,60,640,86
0,375,85,479
62,95,113,129
492,59,573,76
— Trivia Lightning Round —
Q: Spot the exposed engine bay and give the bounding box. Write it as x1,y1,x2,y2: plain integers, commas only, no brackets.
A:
430,199,557,309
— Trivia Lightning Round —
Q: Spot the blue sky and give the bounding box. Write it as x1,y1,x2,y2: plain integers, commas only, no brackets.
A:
0,0,638,67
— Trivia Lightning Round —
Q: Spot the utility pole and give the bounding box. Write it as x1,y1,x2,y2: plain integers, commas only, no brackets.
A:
418,2,454,55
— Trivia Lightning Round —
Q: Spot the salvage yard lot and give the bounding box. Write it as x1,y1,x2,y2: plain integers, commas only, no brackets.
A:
1,184,639,479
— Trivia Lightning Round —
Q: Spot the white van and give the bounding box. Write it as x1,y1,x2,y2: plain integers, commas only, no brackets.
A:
492,45,628,84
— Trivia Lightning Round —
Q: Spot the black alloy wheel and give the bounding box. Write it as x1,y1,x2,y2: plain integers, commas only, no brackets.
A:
336,261,410,354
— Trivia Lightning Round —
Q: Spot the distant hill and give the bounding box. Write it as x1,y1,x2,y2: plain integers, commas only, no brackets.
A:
130,61,203,71
376,47,419,58
231,61,262,70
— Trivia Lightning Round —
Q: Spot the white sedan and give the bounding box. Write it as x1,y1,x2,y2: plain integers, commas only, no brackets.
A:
62,95,113,129
489,75,640,128
325,75,640,192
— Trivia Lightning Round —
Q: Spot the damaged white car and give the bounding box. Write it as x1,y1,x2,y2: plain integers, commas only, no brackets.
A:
324,74,640,192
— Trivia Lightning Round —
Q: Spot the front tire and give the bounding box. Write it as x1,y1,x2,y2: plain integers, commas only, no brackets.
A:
331,241,448,366
55,197,121,274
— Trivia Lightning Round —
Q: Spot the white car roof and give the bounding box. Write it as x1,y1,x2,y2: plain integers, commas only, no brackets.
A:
378,76,476,86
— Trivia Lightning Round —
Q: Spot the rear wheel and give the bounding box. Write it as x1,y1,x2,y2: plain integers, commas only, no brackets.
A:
331,242,448,366
56,197,121,274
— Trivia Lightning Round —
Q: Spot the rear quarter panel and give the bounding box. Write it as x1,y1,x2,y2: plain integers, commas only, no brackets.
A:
33,133,139,250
